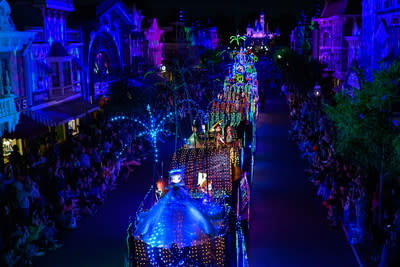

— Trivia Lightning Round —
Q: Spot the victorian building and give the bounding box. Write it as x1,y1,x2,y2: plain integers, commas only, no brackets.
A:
1,0,98,161
88,0,165,98
312,0,361,86
0,0,35,160
144,18,164,67
359,0,400,70
161,11,219,67
311,1,400,89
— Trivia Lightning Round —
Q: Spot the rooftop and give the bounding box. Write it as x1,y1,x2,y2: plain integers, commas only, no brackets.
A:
319,0,361,18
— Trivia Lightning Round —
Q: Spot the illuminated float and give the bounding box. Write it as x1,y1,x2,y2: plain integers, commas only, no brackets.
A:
208,47,259,129
128,168,231,266
126,45,257,267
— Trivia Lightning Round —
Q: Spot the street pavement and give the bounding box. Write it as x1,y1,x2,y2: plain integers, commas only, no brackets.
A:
35,93,358,267
34,161,153,267
248,94,358,267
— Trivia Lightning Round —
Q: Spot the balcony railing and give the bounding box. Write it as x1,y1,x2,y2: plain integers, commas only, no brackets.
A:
25,27,82,43
66,29,82,43
0,94,18,119
25,27,45,43
0,94,20,136
33,82,81,105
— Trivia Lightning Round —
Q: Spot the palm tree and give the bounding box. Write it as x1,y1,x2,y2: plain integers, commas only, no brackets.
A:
173,60,194,125
230,35,246,48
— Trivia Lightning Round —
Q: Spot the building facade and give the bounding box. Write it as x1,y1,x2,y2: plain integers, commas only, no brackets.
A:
21,0,88,110
144,18,164,67
245,12,279,51
312,0,361,86
0,0,98,161
0,0,35,139
359,0,400,70
88,0,165,98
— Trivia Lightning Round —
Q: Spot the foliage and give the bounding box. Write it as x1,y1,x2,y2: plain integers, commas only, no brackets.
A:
273,47,324,96
229,35,246,47
200,49,225,68
324,61,400,177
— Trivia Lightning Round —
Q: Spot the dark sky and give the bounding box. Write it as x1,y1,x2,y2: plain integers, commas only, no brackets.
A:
74,0,324,42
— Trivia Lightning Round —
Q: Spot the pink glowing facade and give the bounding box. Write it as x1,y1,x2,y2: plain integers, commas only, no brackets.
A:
144,18,164,67
246,12,267,38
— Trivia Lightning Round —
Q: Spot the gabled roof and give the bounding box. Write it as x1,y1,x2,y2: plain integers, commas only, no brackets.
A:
48,42,69,57
96,0,134,26
320,0,361,18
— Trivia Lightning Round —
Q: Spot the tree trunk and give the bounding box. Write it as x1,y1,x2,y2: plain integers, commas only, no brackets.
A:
174,88,178,151
378,169,384,226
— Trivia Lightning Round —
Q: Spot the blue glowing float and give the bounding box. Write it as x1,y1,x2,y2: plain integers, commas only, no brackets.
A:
128,168,231,266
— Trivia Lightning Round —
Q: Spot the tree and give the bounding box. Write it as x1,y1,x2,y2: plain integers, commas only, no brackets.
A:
324,61,400,225
229,35,246,48
273,47,324,97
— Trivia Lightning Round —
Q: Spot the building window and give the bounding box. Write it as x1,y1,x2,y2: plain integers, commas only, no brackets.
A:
68,118,80,135
3,138,23,164
322,32,330,47
1,58,10,94
72,61,78,82
62,61,71,86
51,62,60,87
94,52,111,80
37,66,48,91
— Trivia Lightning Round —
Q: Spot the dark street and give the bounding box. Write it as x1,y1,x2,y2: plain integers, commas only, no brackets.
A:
249,94,358,267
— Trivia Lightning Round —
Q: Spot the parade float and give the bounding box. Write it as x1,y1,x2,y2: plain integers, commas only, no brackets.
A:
128,168,231,266
207,48,259,129
126,46,258,267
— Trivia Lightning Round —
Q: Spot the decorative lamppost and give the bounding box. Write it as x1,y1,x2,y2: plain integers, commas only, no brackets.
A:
314,82,321,97
313,82,322,129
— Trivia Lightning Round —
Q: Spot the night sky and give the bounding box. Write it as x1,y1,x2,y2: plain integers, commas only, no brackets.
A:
74,0,324,42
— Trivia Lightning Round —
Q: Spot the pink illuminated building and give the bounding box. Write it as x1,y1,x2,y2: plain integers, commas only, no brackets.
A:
144,18,164,67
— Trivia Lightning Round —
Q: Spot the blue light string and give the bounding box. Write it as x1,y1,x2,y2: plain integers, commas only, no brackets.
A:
110,105,173,164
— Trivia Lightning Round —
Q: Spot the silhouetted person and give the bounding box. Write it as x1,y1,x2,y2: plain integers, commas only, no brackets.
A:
9,145,22,175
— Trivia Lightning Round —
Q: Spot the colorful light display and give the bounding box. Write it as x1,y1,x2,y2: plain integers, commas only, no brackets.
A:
171,148,233,198
207,48,259,129
130,169,230,266
127,37,259,267
110,105,173,163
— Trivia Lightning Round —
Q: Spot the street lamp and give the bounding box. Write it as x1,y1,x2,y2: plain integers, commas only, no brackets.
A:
314,82,322,129
314,82,321,97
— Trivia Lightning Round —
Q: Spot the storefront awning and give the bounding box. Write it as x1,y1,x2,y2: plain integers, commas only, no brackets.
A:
3,113,48,140
27,98,99,127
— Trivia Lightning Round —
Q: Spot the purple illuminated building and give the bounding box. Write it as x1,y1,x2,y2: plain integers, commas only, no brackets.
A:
144,18,164,67
359,0,400,69
310,0,400,89
245,12,279,50
312,0,361,87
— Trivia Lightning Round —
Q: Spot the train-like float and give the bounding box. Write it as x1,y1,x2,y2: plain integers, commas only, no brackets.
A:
125,48,259,266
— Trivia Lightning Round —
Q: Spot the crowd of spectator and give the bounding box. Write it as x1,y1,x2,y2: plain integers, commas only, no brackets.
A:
285,89,400,265
0,116,147,266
